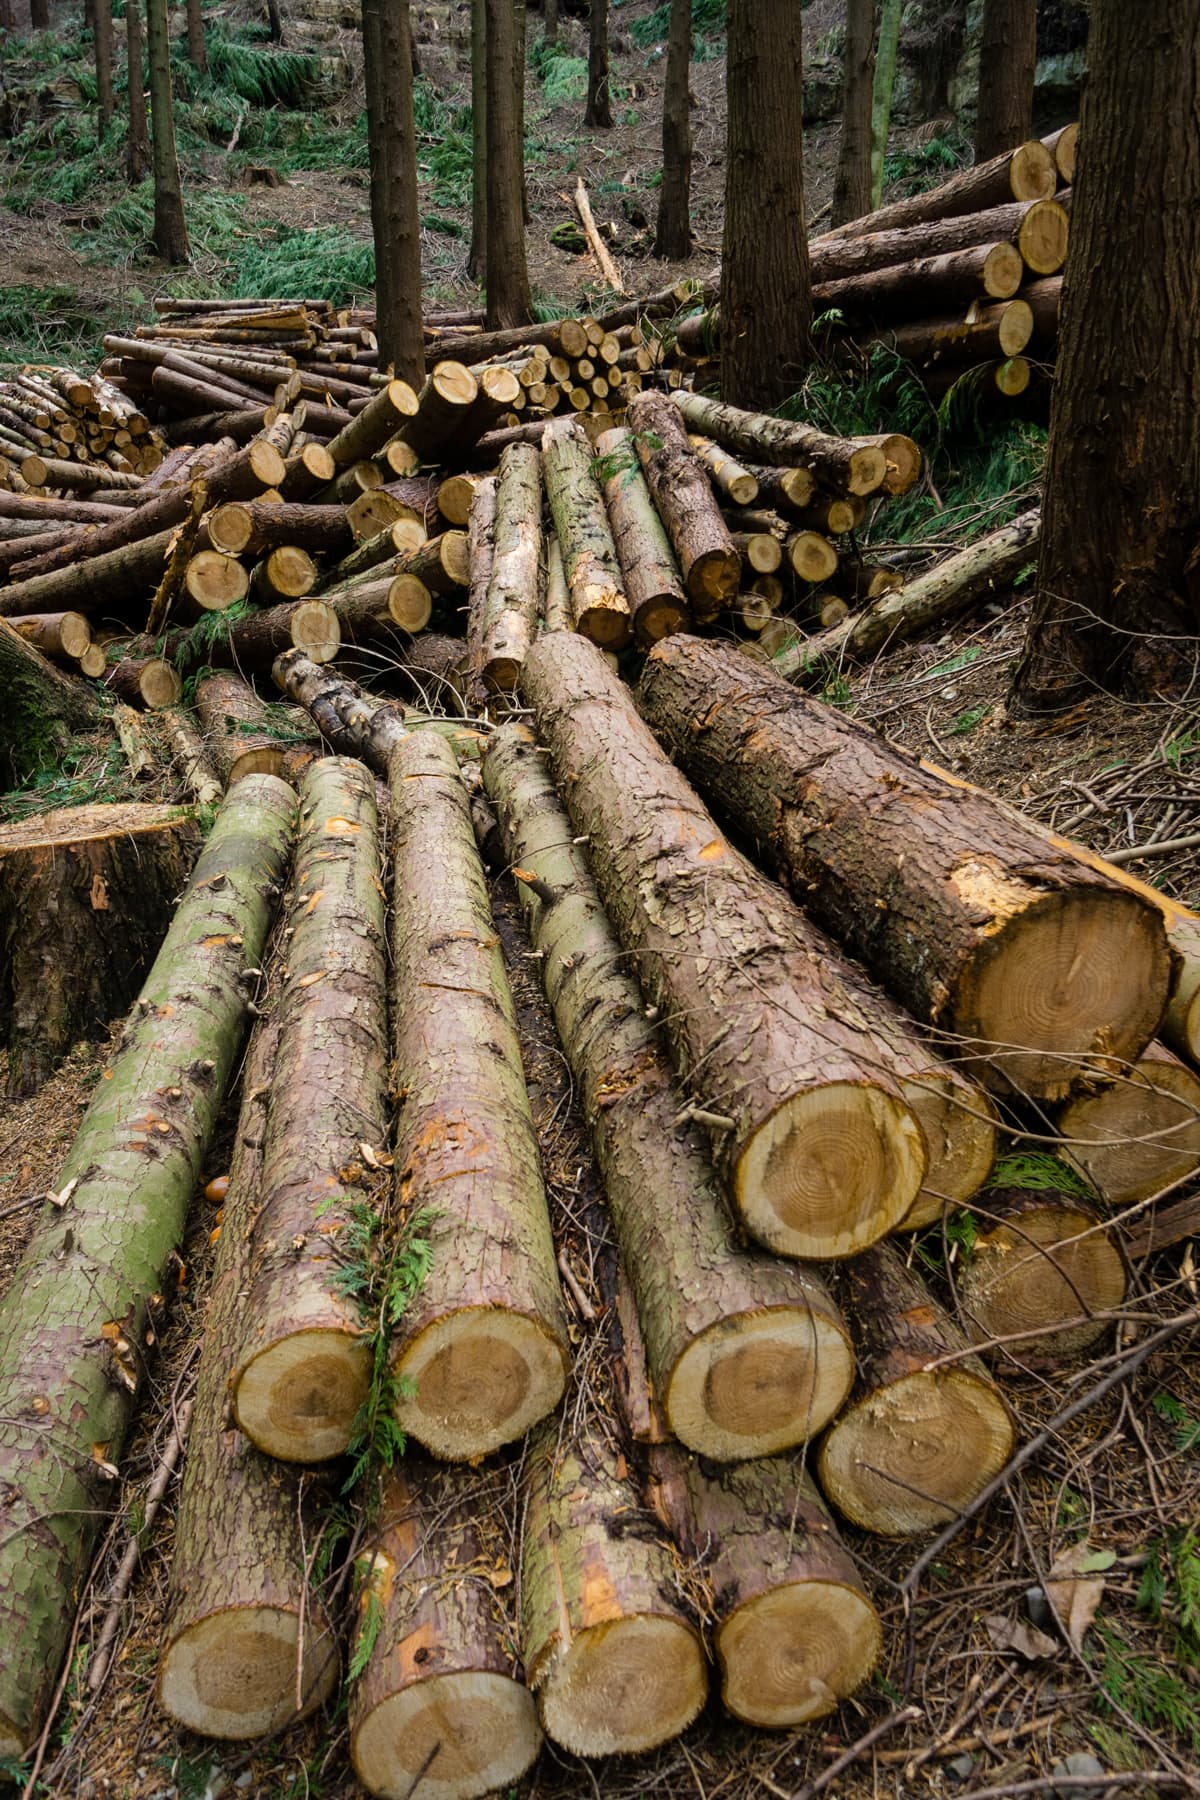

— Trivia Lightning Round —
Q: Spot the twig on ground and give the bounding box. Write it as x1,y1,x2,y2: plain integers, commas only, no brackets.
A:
791,1704,922,1800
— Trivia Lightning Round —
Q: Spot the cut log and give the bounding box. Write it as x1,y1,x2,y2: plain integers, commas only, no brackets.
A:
542,535,571,633
1022,273,1063,348
865,297,1034,366
230,759,388,1461
484,724,855,1458
541,419,632,648
816,1241,1014,1536
637,635,1172,1102
0,777,294,1758
594,424,690,644
158,1016,340,1738
273,652,410,776
347,488,424,544
1043,120,1078,184
651,1449,881,1725
162,705,223,806
746,462,817,512
786,494,866,537
671,391,887,497
349,1460,542,1800
250,545,318,606
626,391,740,618
787,530,839,583
328,576,432,641
479,442,543,694
733,530,784,575
387,732,569,1458
195,672,290,783
205,500,351,559
520,1420,706,1755
777,508,1042,674
280,441,337,500
0,803,201,1097
185,549,251,613
813,240,1025,321
104,656,183,710
0,525,175,620
1056,1042,1200,1206
689,435,759,506
178,596,341,672
324,377,420,465
851,431,923,495
809,197,1070,285
522,634,929,1258
464,474,498,695
815,139,1056,242
316,517,426,589
958,1178,1128,1361
0,614,101,781
396,362,479,461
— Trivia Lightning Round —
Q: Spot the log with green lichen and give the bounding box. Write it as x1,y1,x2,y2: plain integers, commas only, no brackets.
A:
0,615,102,783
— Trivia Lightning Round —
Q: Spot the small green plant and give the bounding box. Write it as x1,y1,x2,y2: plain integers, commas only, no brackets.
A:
929,645,983,678
1152,1391,1200,1454
986,1151,1097,1200
628,0,725,53
947,704,990,736
821,672,854,710
883,129,971,197
530,36,590,104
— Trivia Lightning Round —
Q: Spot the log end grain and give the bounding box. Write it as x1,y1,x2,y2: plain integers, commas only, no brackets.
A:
1058,1047,1200,1205
982,241,1025,298
290,598,341,663
534,1615,707,1757
958,1196,1128,1361
393,1310,568,1461
158,1604,339,1739
666,1306,854,1461
736,1083,927,1260
387,574,434,633
845,444,888,496
352,1671,541,1800
1009,138,1057,201
816,1366,1015,1536
233,1328,371,1463
635,593,692,646
1016,199,1070,274
716,1580,882,1727
895,1070,999,1230
186,550,250,612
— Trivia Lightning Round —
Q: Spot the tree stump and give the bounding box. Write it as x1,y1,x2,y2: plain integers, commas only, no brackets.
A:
0,803,201,1097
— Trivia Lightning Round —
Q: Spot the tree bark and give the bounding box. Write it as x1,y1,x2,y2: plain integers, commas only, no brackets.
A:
386,732,569,1459
653,0,691,257
349,1460,541,1795
479,441,542,693
637,634,1173,1103
868,0,902,207
0,616,102,782
485,0,533,328
145,0,189,263
325,377,419,466
465,472,497,695
273,650,410,774
721,0,811,407
811,195,1069,284
162,705,223,805
817,1241,1014,1536
0,778,294,1758
626,390,739,618
975,0,1037,163
468,0,487,282
814,240,1024,322
206,500,351,560
595,424,690,644
158,1016,340,1738
195,672,292,784
94,0,114,131
832,0,876,227
229,759,389,1462
863,295,1034,366
520,1420,706,1755
672,390,887,496
185,0,205,71
29,0,50,26
541,419,632,647
362,0,424,386
0,803,201,1098
8,611,92,663
1056,1042,1200,1207
522,633,930,1258
1014,0,1200,705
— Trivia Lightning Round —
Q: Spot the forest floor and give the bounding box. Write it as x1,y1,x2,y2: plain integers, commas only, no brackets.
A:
1,3,1199,1798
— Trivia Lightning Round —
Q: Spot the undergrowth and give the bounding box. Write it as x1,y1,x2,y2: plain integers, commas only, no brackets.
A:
625,0,727,57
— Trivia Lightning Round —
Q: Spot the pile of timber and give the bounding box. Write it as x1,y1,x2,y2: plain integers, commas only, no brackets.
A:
0,365,165,479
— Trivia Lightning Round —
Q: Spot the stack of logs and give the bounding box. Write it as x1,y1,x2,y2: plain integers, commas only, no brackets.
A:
0,365,164,479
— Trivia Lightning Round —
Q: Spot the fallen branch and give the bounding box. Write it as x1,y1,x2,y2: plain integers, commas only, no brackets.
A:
575,178,625,294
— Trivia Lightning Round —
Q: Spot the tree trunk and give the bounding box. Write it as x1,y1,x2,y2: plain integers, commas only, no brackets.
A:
594,424,690,643
0,777,293,1758
813,239,1024,322
816,1241,1014,1536
145,0,189,263
832,0,875,227
229,759,389,1462
1014,0,1200,705
468,0,487,282
637,634,1173,1104
584,0,612,126
195,672,291,784
362,0,424,386
386,732,569,1460
185,0,205,71
958,1180,1128,1363
721,0,811,407
158,1017,340,1738
1056,1042,1200,1207
273,650,410,773
0,616,102,782
520,1420,706,1755
975,0,1036,163
811,195,1069,283
29,0,49,28
94,0,114,131
626,391,739,618
672,391,887,495
868,0,902,207
541,419,632,647
349,1460,541,1794
0,803,201,1097
651,1450,882,1724
522,633,930,1259
485,0,533,328
480,441,542,693
653,0,691,256
543,0,556,46
266,0,282,38
484,723,856,1458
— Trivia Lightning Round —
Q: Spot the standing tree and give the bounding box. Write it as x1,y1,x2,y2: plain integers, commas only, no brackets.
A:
868,0,902,207
653,0,692,258
1013,0,1200,707
469,0,486,281
362,0,423,384
975,0,1036,161
831,0,876,227
721,0,811,408
186,0,207,72
30,0,49,29
266,0,283,40
585,0,612,127
124,0,150,182
93,0,114,131
145,0,189,262
485,0,533,327
544,0,557,48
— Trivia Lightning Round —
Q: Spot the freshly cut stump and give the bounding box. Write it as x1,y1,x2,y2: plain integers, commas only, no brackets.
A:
349,1462,541,1800
230,759,389,1462
652,1450,882,1726
388,733,569,1458
958,1179,1128,1361
0,803,201,1097
521,1423,707,1755
817,1241,1014,1536
158,1019,339,1739
484,725,855,1457
1057,1042,1200,1205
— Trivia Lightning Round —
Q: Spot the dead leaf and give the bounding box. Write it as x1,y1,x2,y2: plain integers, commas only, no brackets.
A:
983,1614,1061,1661
1046,1541,1111,1653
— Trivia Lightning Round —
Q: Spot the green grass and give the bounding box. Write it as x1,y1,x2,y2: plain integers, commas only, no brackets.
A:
0,282,143,370
530,35,590,104
883,128,972,198
229,222,375,305
626,0,726,53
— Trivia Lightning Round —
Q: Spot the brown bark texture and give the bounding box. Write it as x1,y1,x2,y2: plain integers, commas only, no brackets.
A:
0,615,102,781
653,0,692,256
145,0,189,262
479,440,543,693
809,196,1068,284
541,419,632,647
195,672,292,784
594,424,690,644
817,138,1055,243
585,0,612,126
485,0,533,328
671,390,887,495
362,0,424,387
975,0,1037,162
831,0,876,227
626,390,738,618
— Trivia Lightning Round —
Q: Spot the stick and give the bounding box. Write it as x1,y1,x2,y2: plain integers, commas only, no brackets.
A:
575,178,625,294
1103,831,1200,866
791,1705,923,1800
950,1775,1195,1800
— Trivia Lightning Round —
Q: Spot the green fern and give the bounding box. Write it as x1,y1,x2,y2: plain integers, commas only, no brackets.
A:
986,1152,1097,1200
1153,1392,1200,1455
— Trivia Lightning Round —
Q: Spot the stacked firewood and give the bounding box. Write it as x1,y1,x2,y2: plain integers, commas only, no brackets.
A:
0,366,164,478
